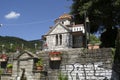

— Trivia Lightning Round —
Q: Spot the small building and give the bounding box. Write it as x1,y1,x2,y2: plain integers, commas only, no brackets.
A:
1,50,46,80
43,13,86,50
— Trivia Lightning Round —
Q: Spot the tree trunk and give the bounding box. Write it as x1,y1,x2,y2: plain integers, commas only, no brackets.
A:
111,29,120,80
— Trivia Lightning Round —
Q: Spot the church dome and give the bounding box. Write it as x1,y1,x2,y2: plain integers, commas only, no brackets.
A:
58,13,72,20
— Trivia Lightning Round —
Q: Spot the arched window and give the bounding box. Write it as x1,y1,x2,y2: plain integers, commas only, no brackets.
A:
60,34,62,45
62,21,64,24
56,35,58,45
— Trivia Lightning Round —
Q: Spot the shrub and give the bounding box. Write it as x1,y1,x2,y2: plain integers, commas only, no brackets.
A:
7,64,13,68
36,58,43,66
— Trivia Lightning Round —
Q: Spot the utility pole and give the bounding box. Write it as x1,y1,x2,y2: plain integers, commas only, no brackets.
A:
22,43,24,49
84,12,90,48
86,16,90,43
34,43,37,49
10,43,13,49
84,12,87,48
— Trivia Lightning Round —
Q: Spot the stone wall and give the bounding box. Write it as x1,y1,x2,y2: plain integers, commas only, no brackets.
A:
38,48,113,80
0,48,113,80
1,74,12,80
46,33,71,50
11,59,37,80
1,51,42,80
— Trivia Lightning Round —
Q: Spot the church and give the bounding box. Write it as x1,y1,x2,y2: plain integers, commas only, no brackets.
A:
43,13,86,50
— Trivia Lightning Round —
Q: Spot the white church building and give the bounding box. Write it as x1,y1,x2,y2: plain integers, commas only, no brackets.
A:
43,13,86,50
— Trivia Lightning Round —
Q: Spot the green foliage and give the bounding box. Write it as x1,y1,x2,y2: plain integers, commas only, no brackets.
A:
7,64,13,68
0,36,42,52
70,0,120,32
70,0,119,47
36,58,43,66
89,34,101,44
58,72,68,80
111,48,116,62
0,68,2,75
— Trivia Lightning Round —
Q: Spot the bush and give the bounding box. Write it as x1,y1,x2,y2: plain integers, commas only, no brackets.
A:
58,72,68,80
7,64,13,68
89,34,101,44
36,58,43,66
0,68,2,75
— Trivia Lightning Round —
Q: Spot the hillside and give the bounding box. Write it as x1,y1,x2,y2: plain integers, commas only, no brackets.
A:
0,36,42,52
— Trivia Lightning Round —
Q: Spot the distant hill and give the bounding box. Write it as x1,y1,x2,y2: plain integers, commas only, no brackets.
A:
0,36,42,52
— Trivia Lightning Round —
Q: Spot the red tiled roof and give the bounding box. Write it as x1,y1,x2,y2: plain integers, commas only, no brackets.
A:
49,51,61,55
59,13,72,19
0,54,8,60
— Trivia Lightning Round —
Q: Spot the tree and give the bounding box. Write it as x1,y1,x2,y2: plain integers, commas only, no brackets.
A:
70,0,120,47
89,34,101,44
111,29,120,80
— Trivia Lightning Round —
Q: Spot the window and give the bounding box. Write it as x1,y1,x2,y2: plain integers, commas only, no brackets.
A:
62,21,64,24
56,34,62,45
60,34,62,45
77,28,79,31
56,35,58,45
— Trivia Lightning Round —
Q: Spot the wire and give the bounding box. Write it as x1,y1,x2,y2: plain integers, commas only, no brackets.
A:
3,18,55,26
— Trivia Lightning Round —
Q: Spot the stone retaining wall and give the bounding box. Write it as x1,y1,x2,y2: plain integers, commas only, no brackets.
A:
1,48,113,80
38,48,113,80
